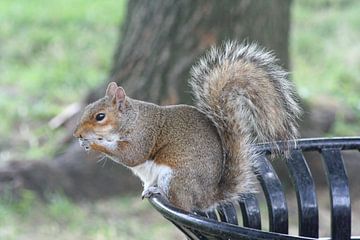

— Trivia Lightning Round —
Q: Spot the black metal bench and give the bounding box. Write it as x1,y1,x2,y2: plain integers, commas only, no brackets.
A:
148,137,360,240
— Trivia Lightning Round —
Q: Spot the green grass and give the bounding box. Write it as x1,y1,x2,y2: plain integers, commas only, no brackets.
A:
0,192,181,240
291,0,360,135
0,0,126,161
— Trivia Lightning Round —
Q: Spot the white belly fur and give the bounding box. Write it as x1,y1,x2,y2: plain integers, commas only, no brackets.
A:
130,160,173,194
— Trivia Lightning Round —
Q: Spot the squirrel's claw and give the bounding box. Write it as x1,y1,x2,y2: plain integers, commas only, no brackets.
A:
141,186,166,200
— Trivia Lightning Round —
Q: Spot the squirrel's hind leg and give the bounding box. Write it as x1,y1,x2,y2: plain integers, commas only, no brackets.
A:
166,175,208,212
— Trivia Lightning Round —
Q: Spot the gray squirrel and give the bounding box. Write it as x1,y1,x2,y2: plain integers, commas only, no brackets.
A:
73,41,301,211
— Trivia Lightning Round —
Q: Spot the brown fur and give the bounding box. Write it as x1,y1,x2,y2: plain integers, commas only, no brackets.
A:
189,42,301,204
73,41,301,212
90,143,113,156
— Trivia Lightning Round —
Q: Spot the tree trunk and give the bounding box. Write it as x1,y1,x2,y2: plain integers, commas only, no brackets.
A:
0,0,292,200
89,0,291,105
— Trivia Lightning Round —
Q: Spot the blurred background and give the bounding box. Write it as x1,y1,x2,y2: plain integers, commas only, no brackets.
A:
0,0,359,239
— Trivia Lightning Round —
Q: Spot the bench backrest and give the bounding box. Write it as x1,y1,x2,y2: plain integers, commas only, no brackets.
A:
149,137,360,240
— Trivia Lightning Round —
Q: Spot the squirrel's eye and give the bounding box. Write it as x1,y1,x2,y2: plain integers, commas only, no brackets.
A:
95,113,106,121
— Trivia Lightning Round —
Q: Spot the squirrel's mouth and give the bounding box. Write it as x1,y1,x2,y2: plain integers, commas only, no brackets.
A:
77,134,117,153
77,132,105,151
77,132,126,153
79,138,91,151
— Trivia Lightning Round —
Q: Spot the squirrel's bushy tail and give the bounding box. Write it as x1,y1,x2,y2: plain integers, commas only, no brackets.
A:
190,41,301,202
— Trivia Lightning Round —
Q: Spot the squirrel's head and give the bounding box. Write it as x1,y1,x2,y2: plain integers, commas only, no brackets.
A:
73,82,136,153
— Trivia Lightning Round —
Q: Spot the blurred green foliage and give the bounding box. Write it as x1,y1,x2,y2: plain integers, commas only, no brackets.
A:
0,191,180,240
291,0,360,134
0,0,126,160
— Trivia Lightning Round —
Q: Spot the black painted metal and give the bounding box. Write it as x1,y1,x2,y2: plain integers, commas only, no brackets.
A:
194,210,208,218
321,148,351,240
150,194,315,240
205,210,218,221
285,149,318,237
238,193,261,230
256,154,288,233
217,202,238,225
256,137,360,153
148,137,360,240
170,220,198,240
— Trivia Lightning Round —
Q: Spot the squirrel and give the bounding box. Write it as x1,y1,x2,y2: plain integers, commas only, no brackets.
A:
73,41,301,212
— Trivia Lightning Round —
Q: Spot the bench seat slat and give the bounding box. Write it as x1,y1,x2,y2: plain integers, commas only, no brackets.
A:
239,193,262,230
321,148,351,240
256,154,288,234
286,149,319,237
217,202,238,225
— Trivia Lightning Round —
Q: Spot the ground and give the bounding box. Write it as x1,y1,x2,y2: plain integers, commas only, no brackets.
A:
0,193,183,240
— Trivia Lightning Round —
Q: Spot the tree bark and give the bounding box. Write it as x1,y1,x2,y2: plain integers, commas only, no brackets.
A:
89,0,291,105
0,0,292,200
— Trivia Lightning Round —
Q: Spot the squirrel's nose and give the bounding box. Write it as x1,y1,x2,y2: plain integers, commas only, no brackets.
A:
73,127,82,138
73,133,83,139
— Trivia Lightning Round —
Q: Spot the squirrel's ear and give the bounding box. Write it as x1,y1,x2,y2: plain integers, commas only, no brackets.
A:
114,87,126,111
105,82,118,98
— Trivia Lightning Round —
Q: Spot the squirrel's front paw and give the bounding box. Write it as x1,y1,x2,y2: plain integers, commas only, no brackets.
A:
141,186,166,200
